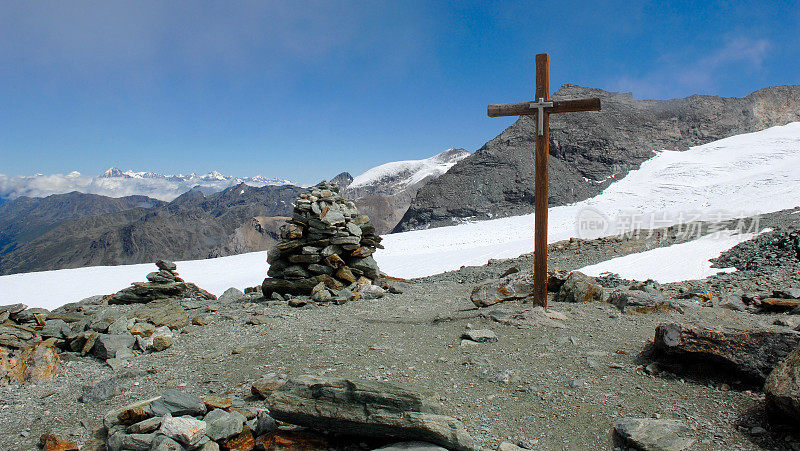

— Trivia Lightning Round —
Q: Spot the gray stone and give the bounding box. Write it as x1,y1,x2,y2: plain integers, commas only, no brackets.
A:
219,287,246,303
0,303,26,315
41,319,72,339
203,408,246,441
107,316,130,335
12,307,49,323
608,289,672,312
267,375,476,451
346,222,363,236
357,283,386,300
149,390,207,417
126,417,162,434
555,271,604,303
349,256,381,278
775,287,800,299
321,210,346,226
150,434,187,451
460,329,498,343
156,259,178,271
159,415,207,446
93,333,136,360
283,265,311,279
254,410,278,436
614,417,695,451
80,378,121,403
321,244,343,257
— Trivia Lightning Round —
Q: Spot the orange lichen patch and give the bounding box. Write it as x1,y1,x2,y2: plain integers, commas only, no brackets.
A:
0,341,59,385
222,424,255,450
498,284,512,296
39,434,79,451
254,429,329,451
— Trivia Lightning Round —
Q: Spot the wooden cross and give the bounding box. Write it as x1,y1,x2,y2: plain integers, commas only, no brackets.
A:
487,53,601,307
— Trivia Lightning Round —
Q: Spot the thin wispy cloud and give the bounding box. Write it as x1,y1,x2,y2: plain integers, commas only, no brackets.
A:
612,37,771,99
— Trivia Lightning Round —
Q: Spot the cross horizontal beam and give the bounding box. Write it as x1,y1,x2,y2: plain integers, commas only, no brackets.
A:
487,97,601,117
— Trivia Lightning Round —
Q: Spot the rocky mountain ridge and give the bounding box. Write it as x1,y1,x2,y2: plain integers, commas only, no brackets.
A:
395,84,800,231
341,148,470,234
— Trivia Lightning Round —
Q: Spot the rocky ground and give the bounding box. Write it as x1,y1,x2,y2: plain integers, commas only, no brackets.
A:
2,207,800,450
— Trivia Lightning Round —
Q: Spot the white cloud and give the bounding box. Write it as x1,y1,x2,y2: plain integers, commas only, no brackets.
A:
0,170,295,201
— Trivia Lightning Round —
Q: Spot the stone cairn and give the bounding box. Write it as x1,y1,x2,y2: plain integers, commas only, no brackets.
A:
263,181,386,304
108,260,216,305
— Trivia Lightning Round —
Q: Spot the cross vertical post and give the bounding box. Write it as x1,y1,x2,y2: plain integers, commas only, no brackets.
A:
533,53,550,307
487,53,601,308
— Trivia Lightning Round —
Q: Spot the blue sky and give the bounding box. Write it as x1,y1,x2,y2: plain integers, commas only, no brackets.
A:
1,1,798,185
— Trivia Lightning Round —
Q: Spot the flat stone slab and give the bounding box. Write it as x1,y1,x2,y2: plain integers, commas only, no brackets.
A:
614,417,695,451
267,375,477,451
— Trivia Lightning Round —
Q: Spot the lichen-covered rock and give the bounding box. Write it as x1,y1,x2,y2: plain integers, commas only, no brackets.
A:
554,271,603,303
0,341,60,385
470,273,535,307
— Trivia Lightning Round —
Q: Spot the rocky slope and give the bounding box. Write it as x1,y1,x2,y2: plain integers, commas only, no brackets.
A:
395,84,800,231
0,192,165,257
0,184,304,275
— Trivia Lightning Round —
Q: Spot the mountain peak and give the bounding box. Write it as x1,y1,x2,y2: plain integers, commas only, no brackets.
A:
100,167,125,178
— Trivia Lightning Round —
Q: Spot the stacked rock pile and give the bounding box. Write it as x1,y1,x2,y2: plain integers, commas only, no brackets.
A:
79,374,475,450
263,181,388,303
1,260,216,384
108,260,216,304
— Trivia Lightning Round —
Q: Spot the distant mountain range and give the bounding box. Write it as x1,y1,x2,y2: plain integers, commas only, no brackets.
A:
0,168,294,202
0,149,466,275
0,184,304,275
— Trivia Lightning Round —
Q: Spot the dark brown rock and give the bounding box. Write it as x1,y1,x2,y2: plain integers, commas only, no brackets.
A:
652,323,800,383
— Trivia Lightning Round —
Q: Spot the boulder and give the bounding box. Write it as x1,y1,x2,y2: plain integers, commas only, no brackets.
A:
93,333,136,360
470,273,535,307
267,375,477,451
652,323,800,383
765,343,800,420
218,287,246,303
554,271,604,303
613,417,695,451
204,408,246,441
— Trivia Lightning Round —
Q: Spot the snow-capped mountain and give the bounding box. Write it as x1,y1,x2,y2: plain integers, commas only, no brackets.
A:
0,168,295,201
345,148,470,197
340,148,470,234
